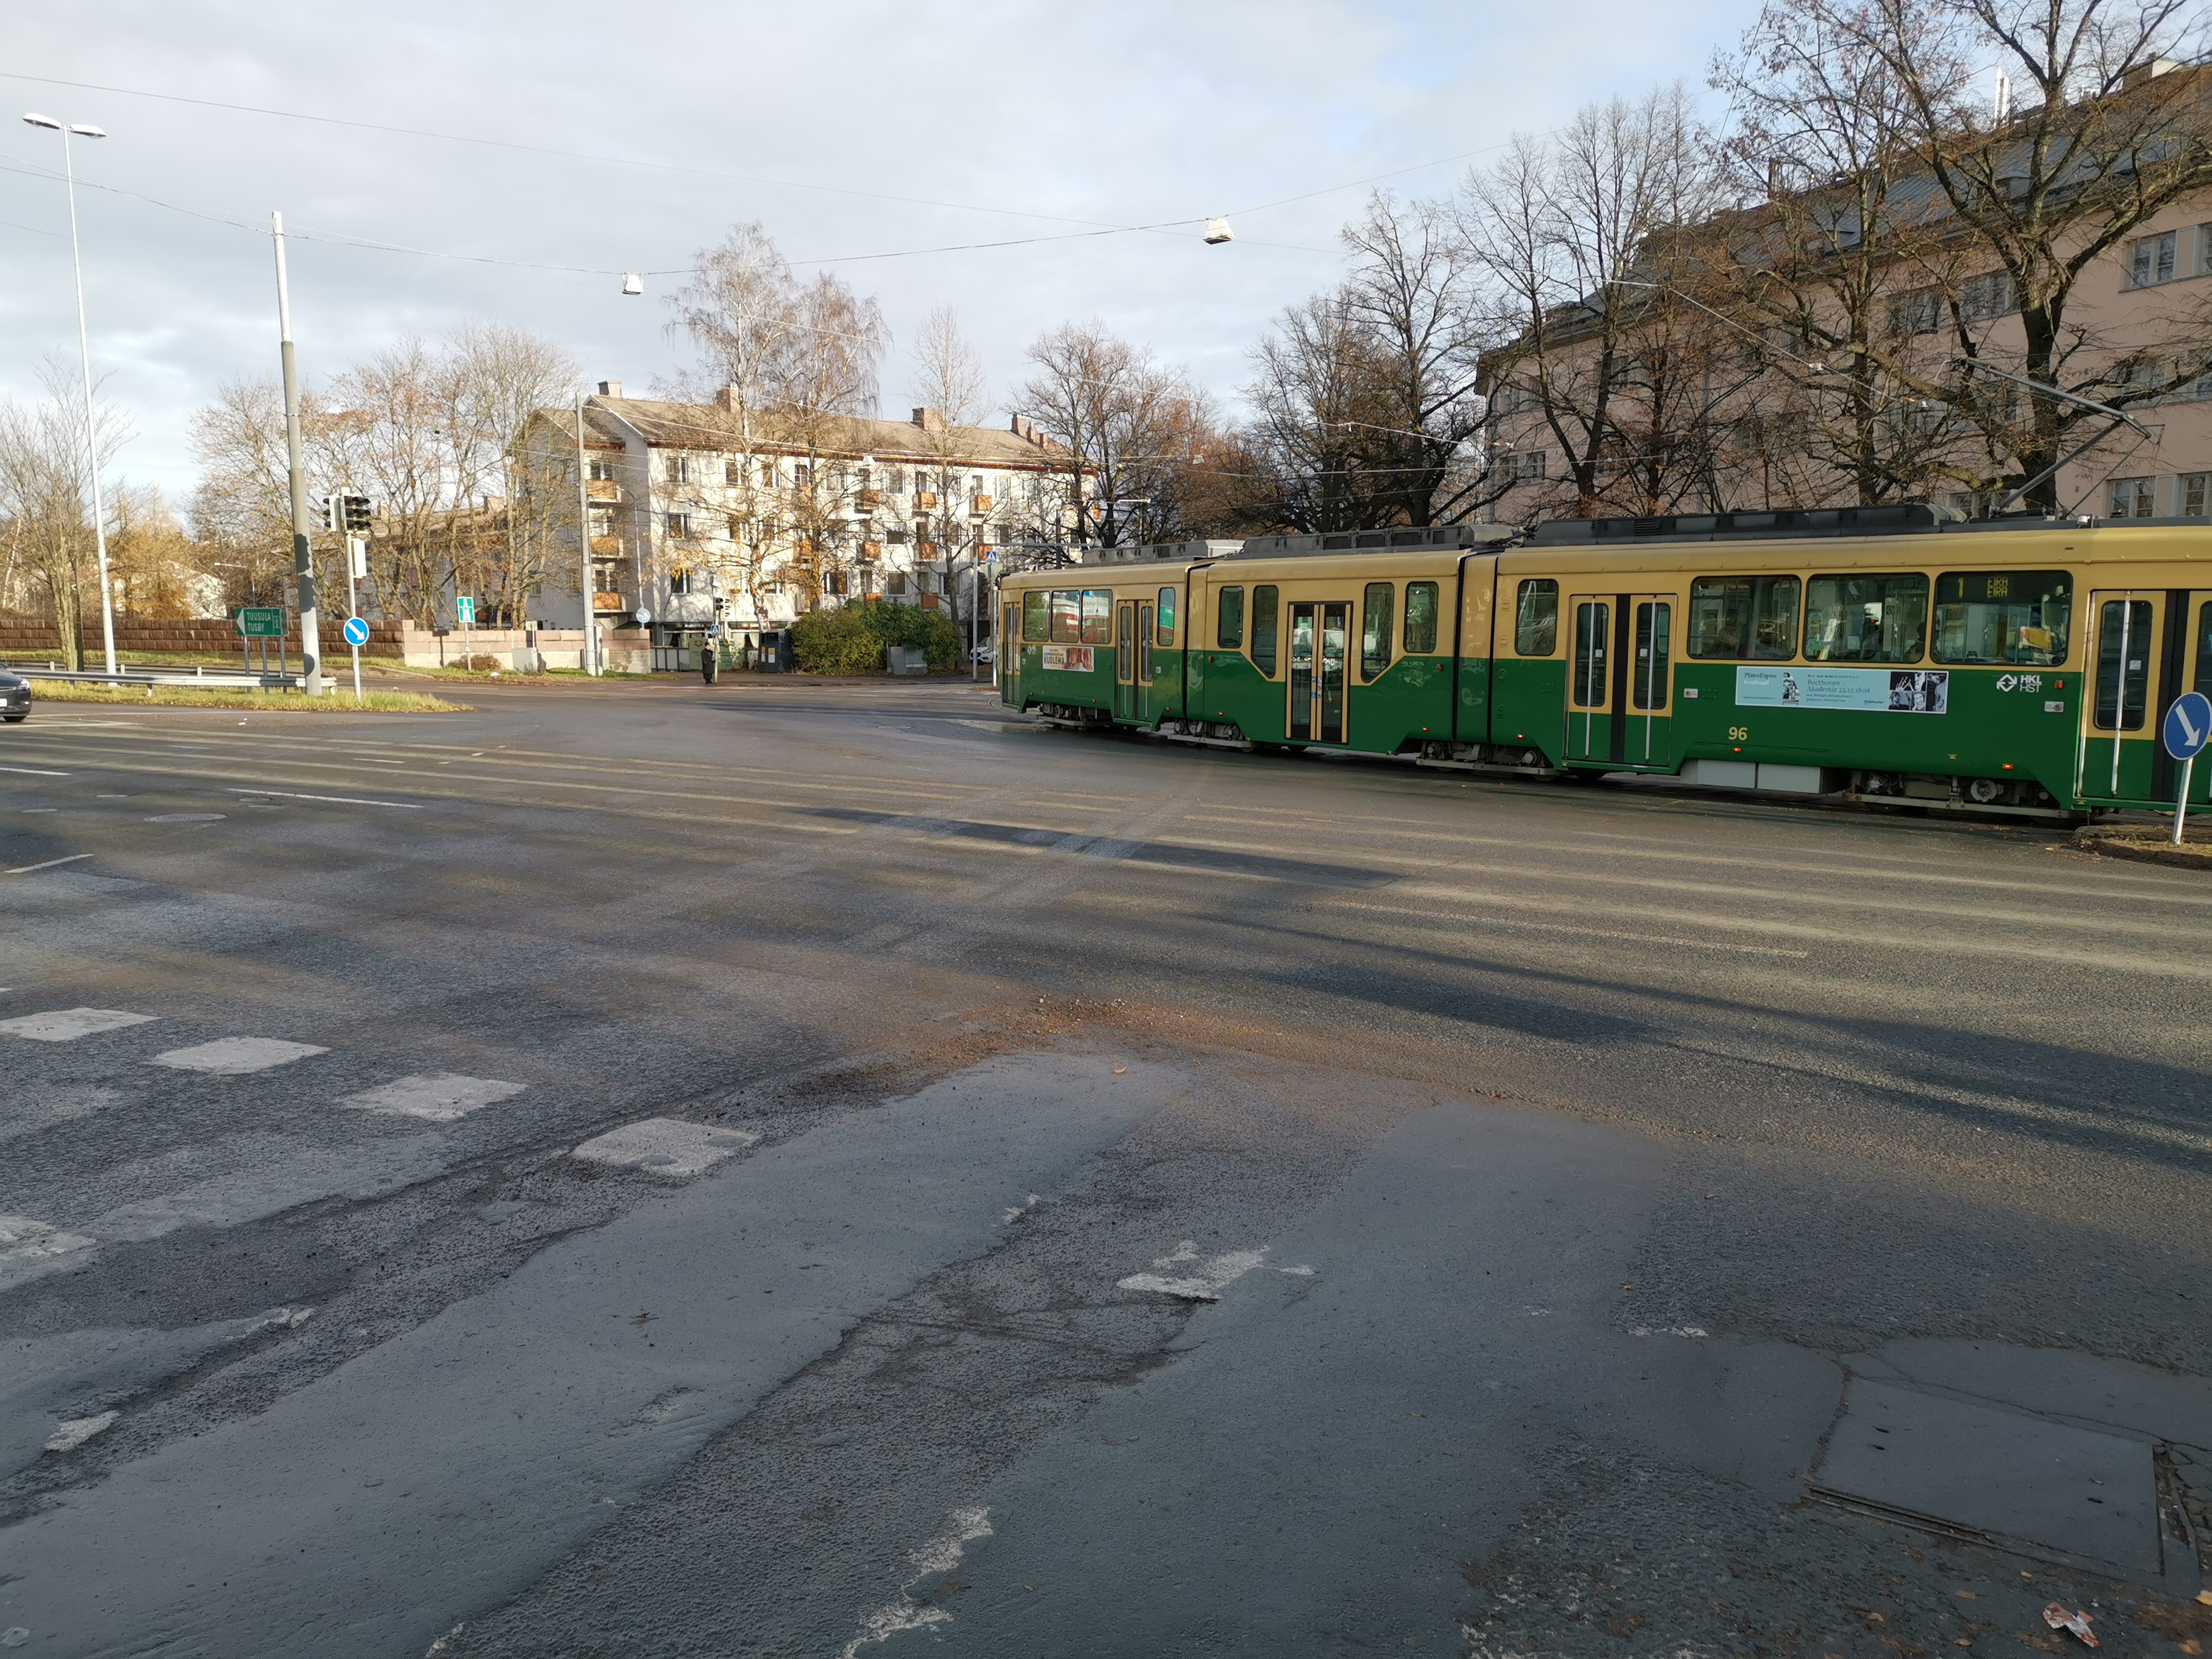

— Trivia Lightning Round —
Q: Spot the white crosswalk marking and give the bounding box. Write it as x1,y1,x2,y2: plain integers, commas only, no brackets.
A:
0,1008,155,1042
571,1118,759,1178
151,1037,328,1075
339,1074,525,1122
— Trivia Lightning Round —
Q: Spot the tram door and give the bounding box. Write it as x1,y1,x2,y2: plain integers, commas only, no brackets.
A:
1287,601,1350,743
1565,595,1613,763
1115,599,1138,722
1000,602,1019,704
1626,595,1674,768
2188,593,2212,808
2082,589,2169,805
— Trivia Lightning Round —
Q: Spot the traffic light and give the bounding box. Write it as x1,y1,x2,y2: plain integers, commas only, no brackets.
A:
321,493,372,534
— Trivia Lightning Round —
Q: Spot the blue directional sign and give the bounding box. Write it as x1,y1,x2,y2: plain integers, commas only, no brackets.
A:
2163,691,2212,761
341,616,370,648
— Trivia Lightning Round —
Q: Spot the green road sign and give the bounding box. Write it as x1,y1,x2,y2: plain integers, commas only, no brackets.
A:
235,607,284,638
456,595,476,627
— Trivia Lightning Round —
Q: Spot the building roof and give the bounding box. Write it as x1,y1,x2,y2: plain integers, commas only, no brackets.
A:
536,397,1074,468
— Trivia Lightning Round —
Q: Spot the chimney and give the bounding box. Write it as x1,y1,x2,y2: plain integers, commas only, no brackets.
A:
597,380,623,399
715,386,739,413
911,406,943,433
2123,56,2179,89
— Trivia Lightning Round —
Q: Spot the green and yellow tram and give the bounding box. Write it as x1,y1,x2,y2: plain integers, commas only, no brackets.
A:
998,505,2212,820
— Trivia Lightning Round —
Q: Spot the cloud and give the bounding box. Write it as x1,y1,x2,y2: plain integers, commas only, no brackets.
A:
0,0,1756,508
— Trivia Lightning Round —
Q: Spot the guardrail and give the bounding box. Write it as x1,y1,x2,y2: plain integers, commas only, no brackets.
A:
7,665,303,691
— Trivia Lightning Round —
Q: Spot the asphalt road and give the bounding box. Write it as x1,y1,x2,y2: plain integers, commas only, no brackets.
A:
2,673,2208,1659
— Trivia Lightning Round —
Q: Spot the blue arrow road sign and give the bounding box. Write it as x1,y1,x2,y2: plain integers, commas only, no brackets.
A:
2164,691,2212,761
342,616,370,648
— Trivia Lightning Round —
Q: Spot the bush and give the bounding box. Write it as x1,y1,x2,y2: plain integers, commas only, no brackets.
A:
791,601,964,674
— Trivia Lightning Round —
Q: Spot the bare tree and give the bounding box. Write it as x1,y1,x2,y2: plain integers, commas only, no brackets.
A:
1016,323,1221,547
441,323,578,624
0,361,130,667
1464,86,1734,518
1817,0,2212,510
189,378,302,612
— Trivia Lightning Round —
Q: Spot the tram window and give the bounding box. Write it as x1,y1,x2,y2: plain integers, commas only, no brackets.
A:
1570,602,1609,706
1157,587,1177,646
2094,598,2153,730
1515,579,1559,656
1252,585,1281,677
1405,582,1440,654
1081,590,1112,645
1022,591,1048,642
1686,575,1798,659
1806,572,1928,663
1217,586,1245,649
2197,599,2212,695
1932,571,2070,665
1050,589,1082,642
1361,583,1395,681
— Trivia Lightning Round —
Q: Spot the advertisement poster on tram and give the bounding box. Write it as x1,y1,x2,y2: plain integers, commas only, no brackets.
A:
1735,666,1947,713
1041,646,1094,672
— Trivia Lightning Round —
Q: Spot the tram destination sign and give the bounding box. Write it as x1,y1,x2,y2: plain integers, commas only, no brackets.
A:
235,607,284,639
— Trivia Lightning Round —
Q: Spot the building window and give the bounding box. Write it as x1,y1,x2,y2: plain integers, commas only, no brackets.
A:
888,571,908,595
793,463,811,488
587,457,617,481
667,511,692,538
1961,270,2016,321
725,460,742,485
2182,473,2211,517
587,507,613,537
2128,230,2179,288
2109,476,2155,518
667,453,690,484
1890,285,1943,335
727,514,745,541
884,468,904,493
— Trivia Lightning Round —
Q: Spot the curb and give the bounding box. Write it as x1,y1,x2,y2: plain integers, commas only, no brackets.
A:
2074,834,2212,870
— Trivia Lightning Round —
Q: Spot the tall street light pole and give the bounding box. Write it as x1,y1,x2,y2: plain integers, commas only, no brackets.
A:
23,113,119,676
270,212,324,695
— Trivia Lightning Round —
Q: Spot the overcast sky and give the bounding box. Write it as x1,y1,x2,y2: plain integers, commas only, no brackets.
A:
0,0,1760,512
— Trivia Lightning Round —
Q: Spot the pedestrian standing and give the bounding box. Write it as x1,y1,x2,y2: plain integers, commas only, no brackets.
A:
700,624,721,685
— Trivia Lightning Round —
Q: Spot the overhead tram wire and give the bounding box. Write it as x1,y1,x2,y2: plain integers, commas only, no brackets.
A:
0,67,1549,268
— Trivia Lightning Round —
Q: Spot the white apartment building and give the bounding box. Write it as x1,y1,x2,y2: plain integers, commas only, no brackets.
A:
525,385,1081,655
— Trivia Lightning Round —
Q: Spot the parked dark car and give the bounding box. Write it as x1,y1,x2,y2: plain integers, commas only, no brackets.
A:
0,671,31,723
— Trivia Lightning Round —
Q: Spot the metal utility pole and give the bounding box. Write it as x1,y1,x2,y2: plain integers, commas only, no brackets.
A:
575,389,599,675
271,213,323,695
23,114,119,675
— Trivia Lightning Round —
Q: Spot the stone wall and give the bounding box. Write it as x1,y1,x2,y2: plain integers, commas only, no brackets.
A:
399,622,651,674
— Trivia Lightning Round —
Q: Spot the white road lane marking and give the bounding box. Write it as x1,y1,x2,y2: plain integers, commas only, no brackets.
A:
150,1037,328,1075
839,1507,994,1658
1331,902,1813,958
0,765,69,776
570,1118,759,1177
44,1411,119,1453
145,813,226,823
5,853,94,875
226,788,423,808
339,1074,524,1122
1118,1239,1272,1302
0,1216,97,1286
0,1007,154,1041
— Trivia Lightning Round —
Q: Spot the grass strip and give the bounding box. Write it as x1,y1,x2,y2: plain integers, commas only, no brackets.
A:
25,682,468,713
